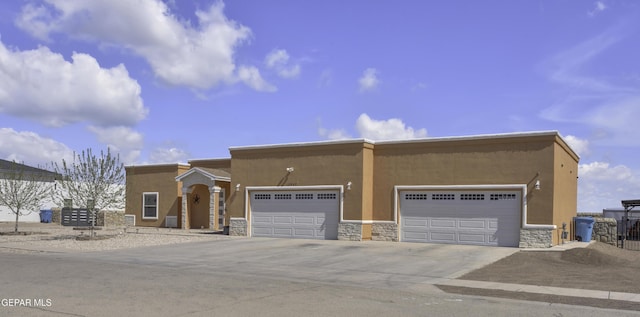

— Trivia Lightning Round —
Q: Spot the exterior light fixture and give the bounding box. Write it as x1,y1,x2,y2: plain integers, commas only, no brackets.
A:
286,167,294,173
347,181,352,190
235,184,241,192
534,180,541,190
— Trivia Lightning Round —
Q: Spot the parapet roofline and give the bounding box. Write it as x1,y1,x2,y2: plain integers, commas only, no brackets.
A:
125,162,190,168
188,157,231,163
229,138,373,151
230,130,564,151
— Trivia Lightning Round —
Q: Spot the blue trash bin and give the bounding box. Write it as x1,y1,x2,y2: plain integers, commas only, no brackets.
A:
40,210,52,223
574,217,595,242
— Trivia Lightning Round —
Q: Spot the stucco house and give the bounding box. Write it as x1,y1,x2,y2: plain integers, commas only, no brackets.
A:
0,159,60,222
125,131,579,248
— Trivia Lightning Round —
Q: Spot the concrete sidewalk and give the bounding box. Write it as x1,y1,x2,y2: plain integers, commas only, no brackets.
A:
437,279,640,302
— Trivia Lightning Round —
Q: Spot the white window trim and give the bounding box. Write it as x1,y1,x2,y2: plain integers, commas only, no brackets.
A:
142,192,159,220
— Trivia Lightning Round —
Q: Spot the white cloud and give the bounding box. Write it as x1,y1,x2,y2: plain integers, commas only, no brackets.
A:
358,68,380,92
16,0,274,92
0,42,147,127
148,147,190,164
318,127,351,140
265,49,301,79
588,1,607,17
237,66,277,92
318,113,428,141
88,126,143,164
356,114,427,140
0,128,74,167
578,161,640,212
564,135,590,157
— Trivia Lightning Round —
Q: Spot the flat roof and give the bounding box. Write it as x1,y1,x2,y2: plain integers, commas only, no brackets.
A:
128,130,579,169
230,130,565,151
187,158,231,163
229,138,372,151
125,162,190,169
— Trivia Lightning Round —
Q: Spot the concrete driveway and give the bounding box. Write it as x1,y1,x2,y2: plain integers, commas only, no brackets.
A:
5,237,636,316
85,237,518,292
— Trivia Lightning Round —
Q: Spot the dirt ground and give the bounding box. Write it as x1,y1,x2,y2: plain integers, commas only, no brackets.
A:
460,242,640,293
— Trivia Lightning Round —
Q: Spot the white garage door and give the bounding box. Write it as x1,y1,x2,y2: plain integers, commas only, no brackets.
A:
250,190,340,240
400,190,521,247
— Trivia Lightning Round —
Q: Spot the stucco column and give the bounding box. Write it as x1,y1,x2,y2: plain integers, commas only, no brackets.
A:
181,186,192,230
210,186,221,230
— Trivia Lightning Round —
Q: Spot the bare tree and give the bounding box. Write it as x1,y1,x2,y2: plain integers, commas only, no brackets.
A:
0,161,55,233
53,148,125,234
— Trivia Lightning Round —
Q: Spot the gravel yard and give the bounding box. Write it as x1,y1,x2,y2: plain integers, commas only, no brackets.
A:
0,222,235,253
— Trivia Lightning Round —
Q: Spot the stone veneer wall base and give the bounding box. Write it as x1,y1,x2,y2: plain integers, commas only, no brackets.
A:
338,223,362,241
371,223,398,241
519,228,553,248
230,218,248,236
96,210,125,227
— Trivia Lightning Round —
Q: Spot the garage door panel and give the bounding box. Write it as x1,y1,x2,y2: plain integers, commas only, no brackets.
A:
405,231,429,240
458,233,489,244
430,218,456,229
293,228,314,238
273,228,294,237
253,227,273,235
404,218,428,228
400,190,520,247
251,190,339,240
273,216,293,224
429,232,456,242
459,219,489,230
253,216,273,224
293,216,314,225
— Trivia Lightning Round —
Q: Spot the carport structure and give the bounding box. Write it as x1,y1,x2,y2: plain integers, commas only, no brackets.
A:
620,199,640,249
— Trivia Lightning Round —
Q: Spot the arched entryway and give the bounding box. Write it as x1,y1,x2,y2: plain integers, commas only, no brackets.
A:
175,168,230,230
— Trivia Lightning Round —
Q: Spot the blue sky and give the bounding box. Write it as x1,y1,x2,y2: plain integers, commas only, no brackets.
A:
0,0,639,212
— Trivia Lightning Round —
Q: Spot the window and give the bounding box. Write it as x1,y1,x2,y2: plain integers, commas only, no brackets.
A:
295,193,314,200
432,193,455,200
254,193,271,200
490,193,517,200
460,193,485,200
274,193,292,200
405,193,428,200
317,193,337,200
142,192,158,219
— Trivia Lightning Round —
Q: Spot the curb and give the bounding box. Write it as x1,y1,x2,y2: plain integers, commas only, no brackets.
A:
436,279,640,302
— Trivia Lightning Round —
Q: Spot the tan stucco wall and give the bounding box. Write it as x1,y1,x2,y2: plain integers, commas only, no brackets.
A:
551,137,580,244
228,142,367,222
372,135,557,226
125,164,189,227
188,158,231,174
125,132,578,246
361,144,374,240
